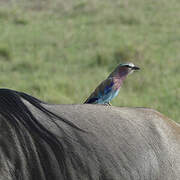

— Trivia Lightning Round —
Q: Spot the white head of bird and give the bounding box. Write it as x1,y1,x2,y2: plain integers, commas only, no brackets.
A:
108,62,140,78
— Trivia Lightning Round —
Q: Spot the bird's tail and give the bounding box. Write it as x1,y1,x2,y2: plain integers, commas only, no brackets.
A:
84,97,98,104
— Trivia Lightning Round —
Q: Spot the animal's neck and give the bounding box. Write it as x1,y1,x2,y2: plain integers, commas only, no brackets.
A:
118,69,129,77
113,76,125,89
114,70,129,80
113,71,129,89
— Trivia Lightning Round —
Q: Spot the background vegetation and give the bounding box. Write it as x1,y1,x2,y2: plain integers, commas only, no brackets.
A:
0,0,179,122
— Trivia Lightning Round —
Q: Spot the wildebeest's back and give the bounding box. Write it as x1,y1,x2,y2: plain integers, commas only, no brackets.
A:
0,88,179,180
38,104,180,180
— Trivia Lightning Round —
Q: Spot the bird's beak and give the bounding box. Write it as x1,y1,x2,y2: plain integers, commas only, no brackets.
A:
132,66,140,70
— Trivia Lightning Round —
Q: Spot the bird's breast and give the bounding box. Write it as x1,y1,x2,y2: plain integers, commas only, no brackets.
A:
113,78,123,90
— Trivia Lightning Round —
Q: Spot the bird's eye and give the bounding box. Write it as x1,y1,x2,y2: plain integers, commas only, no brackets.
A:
124,65,131,68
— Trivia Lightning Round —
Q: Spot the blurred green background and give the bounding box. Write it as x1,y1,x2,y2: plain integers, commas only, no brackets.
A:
0,0,179,122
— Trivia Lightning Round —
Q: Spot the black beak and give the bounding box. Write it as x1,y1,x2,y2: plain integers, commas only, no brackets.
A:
132,66,140,70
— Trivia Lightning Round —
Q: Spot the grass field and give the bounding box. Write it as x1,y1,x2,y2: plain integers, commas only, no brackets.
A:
0,0,179,122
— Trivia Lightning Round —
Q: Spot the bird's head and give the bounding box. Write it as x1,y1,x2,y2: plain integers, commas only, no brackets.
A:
119,62,140,74
108,62,140,78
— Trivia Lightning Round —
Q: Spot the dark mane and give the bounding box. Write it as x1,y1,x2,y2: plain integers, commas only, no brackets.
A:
0,88,83,179
0,88,84,130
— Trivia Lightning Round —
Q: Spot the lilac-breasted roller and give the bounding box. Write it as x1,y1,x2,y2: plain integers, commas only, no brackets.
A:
84,63,140,105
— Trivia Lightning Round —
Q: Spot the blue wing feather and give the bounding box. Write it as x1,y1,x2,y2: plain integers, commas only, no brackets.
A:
84,78,115,104
104,81,114,95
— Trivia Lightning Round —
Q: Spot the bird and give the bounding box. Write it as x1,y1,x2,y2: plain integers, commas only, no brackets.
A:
84,62,140,105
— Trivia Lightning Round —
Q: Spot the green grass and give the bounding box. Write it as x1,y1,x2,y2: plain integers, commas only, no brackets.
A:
0,0,179,122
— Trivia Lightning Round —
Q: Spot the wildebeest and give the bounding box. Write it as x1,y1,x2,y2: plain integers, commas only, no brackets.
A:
0,89,179,180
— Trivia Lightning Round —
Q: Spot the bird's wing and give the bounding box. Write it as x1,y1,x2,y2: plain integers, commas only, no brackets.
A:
84,78,114,103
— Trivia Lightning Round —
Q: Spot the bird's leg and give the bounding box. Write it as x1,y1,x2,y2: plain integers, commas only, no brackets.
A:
102,103,110,106
105,102,112,106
